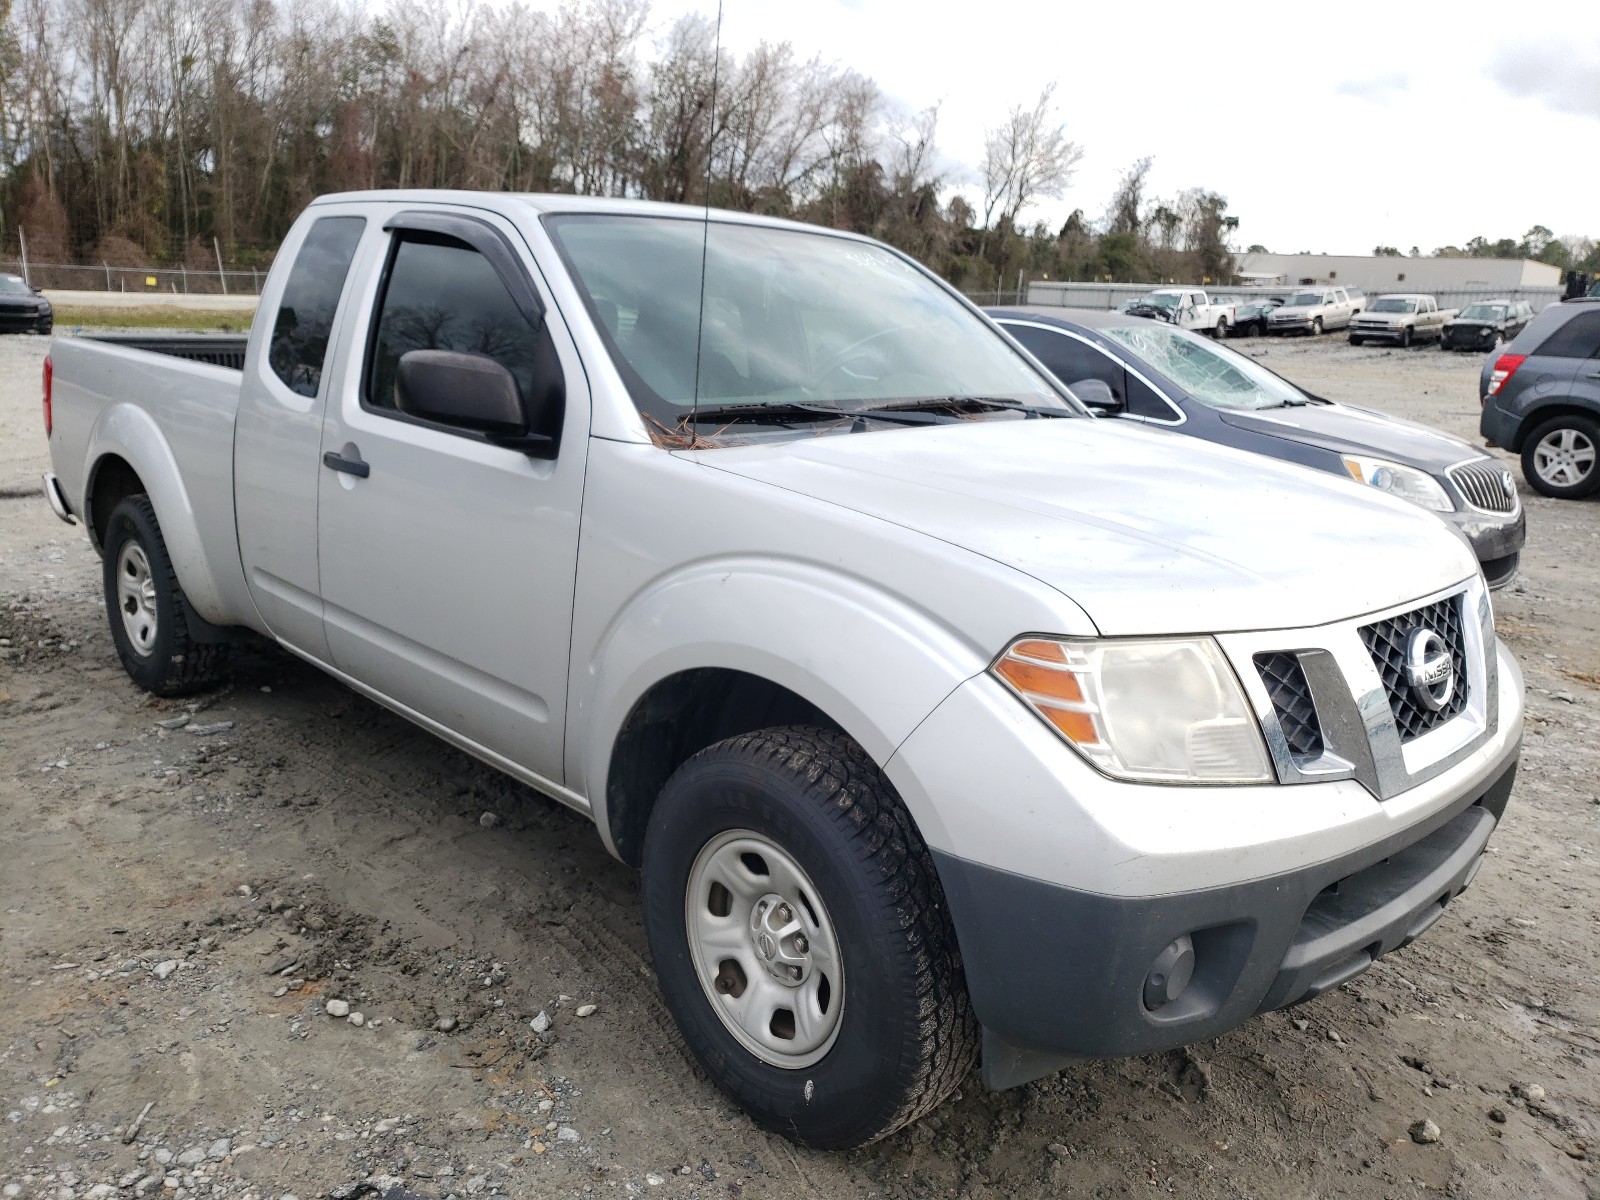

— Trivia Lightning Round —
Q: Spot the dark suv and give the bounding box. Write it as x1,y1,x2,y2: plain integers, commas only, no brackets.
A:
1480,298,1600,499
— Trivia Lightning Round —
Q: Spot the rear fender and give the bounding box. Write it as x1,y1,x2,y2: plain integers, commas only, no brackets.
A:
85,402,231,625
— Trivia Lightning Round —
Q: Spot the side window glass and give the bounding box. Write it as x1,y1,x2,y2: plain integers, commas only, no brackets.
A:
268,216,365,397
367,235,562,427
1124,372,1176,420
1532,311,1600,360
1006,325,1124,407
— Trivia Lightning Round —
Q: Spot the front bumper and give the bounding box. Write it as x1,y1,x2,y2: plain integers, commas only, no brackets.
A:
1443,326,1500,351
1269,318,1315,333
937,754,1515,1087
1351,325,1408,341
1445,503,1524,589
0,308,51,332
888,614,1524,1088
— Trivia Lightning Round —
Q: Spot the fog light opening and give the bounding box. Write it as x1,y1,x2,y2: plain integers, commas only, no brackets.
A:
1143,935,1196,1012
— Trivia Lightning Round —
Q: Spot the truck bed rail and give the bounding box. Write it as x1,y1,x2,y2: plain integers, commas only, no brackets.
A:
78,333,249,371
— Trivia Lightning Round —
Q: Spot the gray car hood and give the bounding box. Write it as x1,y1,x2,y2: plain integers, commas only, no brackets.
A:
700,418,1477,636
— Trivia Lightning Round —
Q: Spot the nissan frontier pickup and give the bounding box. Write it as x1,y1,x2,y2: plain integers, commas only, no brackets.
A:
41,190,1523,1149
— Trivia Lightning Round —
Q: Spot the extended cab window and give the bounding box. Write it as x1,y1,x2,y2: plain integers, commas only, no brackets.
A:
366,234,562,424
268,216,364,397
1533,311,1600,359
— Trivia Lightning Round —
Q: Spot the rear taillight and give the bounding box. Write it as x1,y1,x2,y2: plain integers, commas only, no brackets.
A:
1485,353,1526,399
42,354,53,437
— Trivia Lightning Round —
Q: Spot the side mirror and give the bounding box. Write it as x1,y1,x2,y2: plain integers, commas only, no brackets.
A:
1069,378,1122,415
395,349,554,455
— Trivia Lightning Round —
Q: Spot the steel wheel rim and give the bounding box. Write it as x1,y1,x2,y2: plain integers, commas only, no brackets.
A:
685,829,845,1069
1533,428,1597,488
116,542,159,656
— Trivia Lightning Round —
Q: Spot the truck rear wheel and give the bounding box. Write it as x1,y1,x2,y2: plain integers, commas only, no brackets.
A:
102,495,228,696
641,725,978,1149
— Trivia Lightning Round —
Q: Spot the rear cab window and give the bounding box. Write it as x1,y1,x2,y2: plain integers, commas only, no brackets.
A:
268,216,366,397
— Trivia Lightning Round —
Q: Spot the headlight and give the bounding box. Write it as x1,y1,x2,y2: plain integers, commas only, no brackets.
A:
1340,455,1453,512
991,636,1272,784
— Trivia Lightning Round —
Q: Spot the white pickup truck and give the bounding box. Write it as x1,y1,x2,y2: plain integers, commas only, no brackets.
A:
41,191,1523,1149
1128,287,1234,337
1349,293,1458,347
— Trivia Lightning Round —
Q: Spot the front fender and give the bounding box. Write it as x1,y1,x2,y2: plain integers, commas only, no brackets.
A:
573,556,998,858
85,402,231,625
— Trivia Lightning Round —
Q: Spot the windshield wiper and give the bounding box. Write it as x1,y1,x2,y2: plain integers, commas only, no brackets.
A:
866,396,1077,419
684,402,960,428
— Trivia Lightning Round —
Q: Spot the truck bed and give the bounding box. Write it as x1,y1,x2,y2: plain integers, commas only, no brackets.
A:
79,333,249,371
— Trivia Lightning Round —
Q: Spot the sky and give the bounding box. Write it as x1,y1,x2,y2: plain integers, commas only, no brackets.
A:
641,0,1600,256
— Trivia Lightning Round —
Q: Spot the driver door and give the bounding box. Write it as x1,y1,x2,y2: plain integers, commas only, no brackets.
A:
315,210,590,783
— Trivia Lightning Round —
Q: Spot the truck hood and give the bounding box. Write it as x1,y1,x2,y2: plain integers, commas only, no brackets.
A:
698,419,1476,636
1218,401,1480,474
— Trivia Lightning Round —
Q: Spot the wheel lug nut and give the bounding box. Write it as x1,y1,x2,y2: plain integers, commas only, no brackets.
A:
776,904,792,924
794,935,808,954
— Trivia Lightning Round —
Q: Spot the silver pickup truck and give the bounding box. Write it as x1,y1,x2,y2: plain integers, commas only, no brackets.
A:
41,191,1523,1149
1350,293,1458,347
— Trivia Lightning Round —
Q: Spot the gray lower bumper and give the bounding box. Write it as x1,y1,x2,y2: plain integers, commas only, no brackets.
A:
934,754,1519,1090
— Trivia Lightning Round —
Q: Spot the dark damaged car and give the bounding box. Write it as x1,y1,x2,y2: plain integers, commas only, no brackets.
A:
990,306,1527,588
1441,300,1532,353
0,273,53,334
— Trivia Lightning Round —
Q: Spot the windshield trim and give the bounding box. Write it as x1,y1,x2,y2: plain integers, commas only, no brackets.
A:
541,212,1084,445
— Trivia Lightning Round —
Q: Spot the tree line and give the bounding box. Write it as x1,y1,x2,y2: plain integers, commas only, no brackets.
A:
0,0,1244,289
1369,226,1600,273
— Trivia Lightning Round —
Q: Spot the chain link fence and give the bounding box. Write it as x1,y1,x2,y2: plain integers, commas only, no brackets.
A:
2,254,268,295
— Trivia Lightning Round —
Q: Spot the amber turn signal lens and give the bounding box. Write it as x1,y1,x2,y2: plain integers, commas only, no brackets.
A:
993,657,1086,703
1040,705,1099,745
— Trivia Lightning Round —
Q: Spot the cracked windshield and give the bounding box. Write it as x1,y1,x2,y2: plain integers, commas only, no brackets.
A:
1102,323,1307,410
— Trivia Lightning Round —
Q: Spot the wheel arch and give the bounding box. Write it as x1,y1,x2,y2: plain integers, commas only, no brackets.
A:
576,561,999,867
1510,403,1600,453
83,403,231,624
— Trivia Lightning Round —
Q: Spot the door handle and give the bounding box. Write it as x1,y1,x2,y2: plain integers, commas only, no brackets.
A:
322,450,370,478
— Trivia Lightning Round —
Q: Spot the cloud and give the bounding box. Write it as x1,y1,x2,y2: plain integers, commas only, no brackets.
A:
1335,72,1410,102
1491,41,1600,119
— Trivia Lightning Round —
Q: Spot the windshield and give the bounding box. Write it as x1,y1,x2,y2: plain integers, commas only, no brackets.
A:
1460,304,1507,320
545,215,1064,434
1102,323,1308,411
1371,298,1418,313
1288,292,1321,307
1139,293,1181,308
0,275,31,295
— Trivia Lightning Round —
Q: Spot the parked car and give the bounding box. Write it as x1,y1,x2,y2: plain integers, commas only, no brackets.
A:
1440,300,1532,352
1221,295,1286,337
1125,287,1233,336
0,273,52,334
1349,294,1456,348
989,306,1526,588
1267,286,1359,336
41,191,1524,1148
1480,296,1600,499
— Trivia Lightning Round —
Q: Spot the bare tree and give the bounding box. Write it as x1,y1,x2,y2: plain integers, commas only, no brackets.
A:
980,83,1082,234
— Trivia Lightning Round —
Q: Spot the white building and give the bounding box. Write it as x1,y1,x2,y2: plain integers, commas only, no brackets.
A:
1235,252,1560,294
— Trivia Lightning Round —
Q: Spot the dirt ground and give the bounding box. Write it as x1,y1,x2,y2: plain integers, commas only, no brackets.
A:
2,328,1597,1200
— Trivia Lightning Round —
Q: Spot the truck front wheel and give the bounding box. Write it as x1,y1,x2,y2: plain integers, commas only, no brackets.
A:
642,725,978,1149
102,495,228,696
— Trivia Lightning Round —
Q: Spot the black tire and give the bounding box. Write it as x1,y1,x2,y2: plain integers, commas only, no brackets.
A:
642,725,978,1149
1520,414,1600,500
1400,327,1413,349
1213,317,1228,339
102,495,229,695
1349,335,1362,347
1311,317,1323,337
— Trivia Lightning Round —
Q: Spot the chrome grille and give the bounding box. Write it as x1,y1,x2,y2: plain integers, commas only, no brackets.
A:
1254,652,1324,760
1448,460,1517,514
1360,596,1469,743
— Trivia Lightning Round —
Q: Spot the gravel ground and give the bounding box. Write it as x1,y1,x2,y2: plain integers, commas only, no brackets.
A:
2,328,1597,1200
